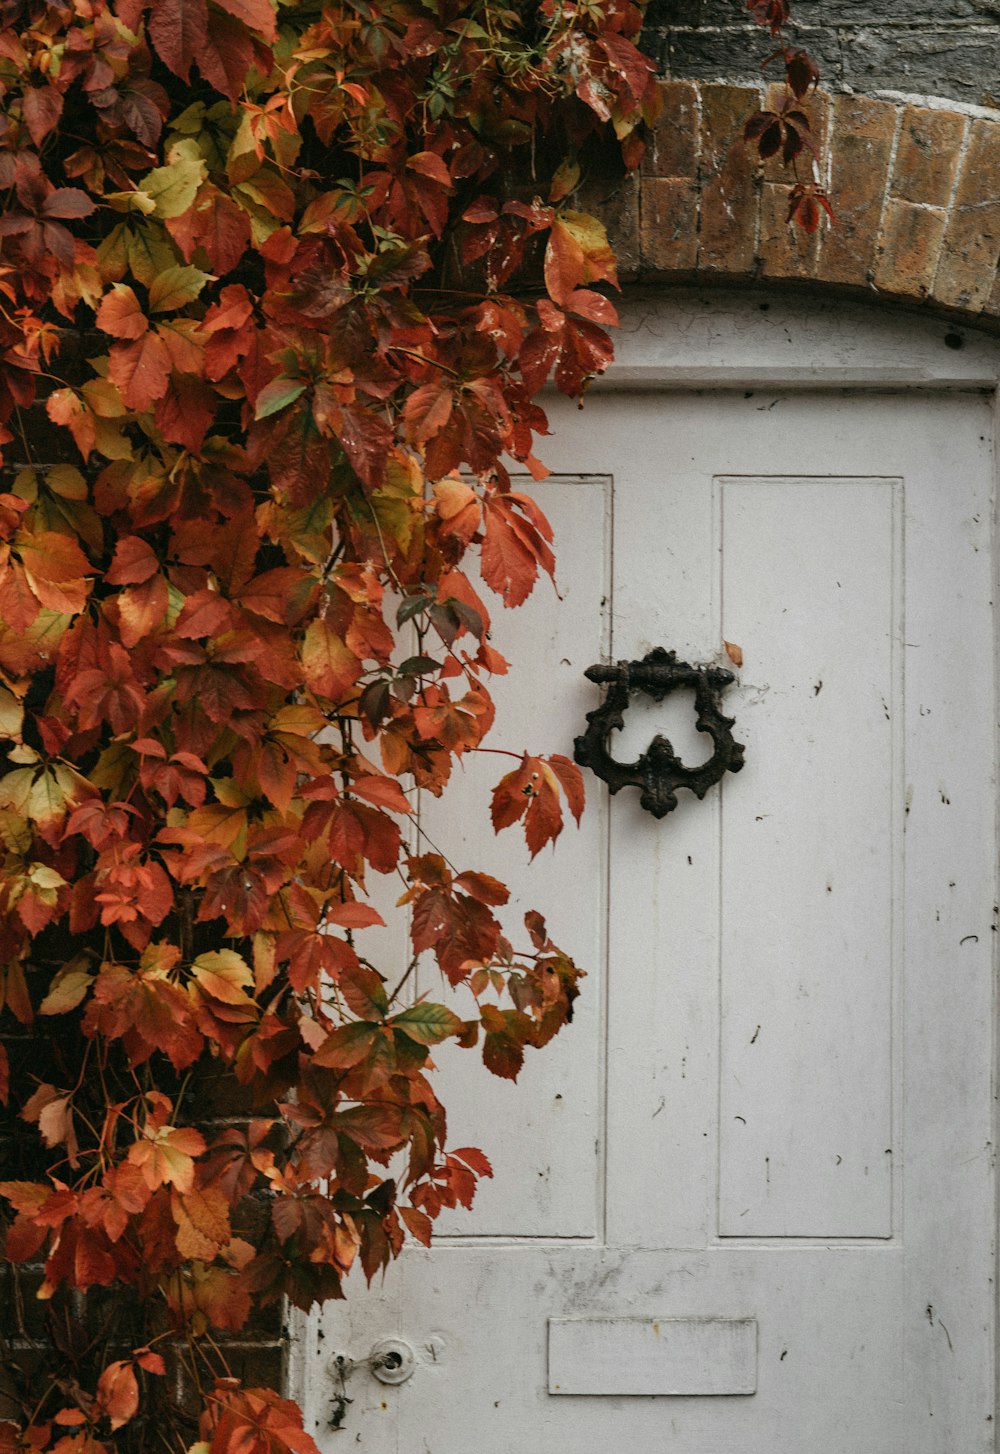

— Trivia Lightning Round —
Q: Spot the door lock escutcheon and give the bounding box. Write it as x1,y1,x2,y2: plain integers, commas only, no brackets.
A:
574,647,746,818
330,1339,416,1391
369,1338,415,1385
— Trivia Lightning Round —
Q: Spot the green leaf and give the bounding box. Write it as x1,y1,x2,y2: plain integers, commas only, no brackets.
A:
397,656,440,676
396,594,433,626
389,1002,464,1046
127,223,179,289
148,265,213,313
254,377,307,420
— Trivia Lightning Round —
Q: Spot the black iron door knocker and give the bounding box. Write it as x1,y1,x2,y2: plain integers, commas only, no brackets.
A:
573,647,746,819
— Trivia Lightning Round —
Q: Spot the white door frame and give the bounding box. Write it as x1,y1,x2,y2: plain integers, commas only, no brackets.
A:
289,286,1000,1445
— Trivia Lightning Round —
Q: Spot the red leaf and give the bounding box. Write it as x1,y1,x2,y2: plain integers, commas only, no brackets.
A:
547,754,585,825
168,186,252,273
565,288,619,327
450,1145,493,1177
403,381,453,445
332,405,393,491
108,332,172,411
148,0,209,82
480,493,554,607
22,86,64,146
199,8,257,98
399,1205,433,1246
490,753,568,857
135,1349,167,1376
154,373,218,453
453,871,509,906
324,901,385,930
106,536,159,585
213,0,277,40
117,574,170,648
42,188,96,220
0,562,40,632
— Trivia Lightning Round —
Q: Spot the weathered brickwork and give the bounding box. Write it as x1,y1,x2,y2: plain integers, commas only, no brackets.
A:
609,80,1000,328
644,1,1000,108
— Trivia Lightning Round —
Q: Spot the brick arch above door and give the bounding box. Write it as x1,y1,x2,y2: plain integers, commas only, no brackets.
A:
603,80,1000,329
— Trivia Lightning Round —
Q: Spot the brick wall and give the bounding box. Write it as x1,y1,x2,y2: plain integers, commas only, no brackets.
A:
644,1,1000,107
592,80,1000,328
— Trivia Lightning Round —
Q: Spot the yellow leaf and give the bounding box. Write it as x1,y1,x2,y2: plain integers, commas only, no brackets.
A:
190,950,254,1005
39,956,94,1016
46,465,88,501
0,686,23,741
139,139,207,220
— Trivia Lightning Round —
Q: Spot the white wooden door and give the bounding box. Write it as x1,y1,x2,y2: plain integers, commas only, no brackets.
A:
299,326,998,1452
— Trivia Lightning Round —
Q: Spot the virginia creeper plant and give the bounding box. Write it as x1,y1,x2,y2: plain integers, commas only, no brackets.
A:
0,2,819,1451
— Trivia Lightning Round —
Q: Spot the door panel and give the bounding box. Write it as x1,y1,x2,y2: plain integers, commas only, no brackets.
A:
717,477,899,1239
302,389,997,1454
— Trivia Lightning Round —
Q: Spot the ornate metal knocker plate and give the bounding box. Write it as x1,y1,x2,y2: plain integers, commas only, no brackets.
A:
573,647,746,819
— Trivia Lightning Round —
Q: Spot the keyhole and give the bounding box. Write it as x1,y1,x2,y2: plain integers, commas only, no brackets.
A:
612,687,714,768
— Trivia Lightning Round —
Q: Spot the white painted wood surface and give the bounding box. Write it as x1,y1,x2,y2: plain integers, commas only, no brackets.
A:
547,1317,757,1396
296,298,999,1454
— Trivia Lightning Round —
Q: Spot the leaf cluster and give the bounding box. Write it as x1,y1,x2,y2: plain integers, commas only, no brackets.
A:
0,0,660,1449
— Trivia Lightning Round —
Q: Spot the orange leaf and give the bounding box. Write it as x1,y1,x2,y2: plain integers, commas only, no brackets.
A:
96,285,147,342
301,618,360,703
349,775,413,815
406,151,452,188
108,332,172,412
128,1123,206,1193
172,1183,232,1260
96,1360,139,1432
16,531,91,584
544,218,586,307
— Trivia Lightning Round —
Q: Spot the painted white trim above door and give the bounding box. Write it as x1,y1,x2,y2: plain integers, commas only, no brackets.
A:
594,289,1000,391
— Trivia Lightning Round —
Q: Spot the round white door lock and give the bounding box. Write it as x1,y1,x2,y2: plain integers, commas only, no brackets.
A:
369,1338,416,1385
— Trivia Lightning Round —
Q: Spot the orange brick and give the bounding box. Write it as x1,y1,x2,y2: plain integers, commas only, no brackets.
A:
819,94,898,288
982,269,1000,319
874,199,948,299
934,120,1000,311
642,80,700,179
758,181,822,280
697,83,761,275
952,118,1000,210
639,177,699,272
891,105,967,207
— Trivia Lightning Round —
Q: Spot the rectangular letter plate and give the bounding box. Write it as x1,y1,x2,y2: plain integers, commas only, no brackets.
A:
547,1317,757,1396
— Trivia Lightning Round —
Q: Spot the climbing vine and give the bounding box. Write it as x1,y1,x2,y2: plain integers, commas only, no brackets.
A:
0,2,818,1451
